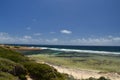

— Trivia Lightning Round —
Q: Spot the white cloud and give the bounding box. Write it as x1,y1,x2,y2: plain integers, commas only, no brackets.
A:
46,38,58,44
0,32,59,44
0,32,120,46
70,36,120,46
53,38,58,42
23,36,32,39
60,30,72,34
0,32,8,36
0,32,15,43
113,37,120,41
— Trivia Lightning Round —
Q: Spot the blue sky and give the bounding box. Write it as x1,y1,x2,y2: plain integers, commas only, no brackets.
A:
0,0,120,45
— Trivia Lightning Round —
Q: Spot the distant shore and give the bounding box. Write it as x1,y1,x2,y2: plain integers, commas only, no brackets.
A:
0,44,41,51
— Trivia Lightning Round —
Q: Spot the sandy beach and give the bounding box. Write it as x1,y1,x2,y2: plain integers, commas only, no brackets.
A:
36,61,120,80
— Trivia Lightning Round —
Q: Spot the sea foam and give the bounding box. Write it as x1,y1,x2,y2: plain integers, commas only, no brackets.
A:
39,47,120,55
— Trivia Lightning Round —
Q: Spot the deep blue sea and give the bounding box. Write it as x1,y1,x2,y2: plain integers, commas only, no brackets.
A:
9,44,120,54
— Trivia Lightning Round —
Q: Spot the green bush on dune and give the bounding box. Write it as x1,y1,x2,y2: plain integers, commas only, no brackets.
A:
0,47,29,63
0,46,68,80
24,62,66,80
82,76,110,80
0,72,19,80
0,58,27,80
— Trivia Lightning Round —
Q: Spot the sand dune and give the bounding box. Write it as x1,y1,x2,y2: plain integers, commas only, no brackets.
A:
37,61,120,80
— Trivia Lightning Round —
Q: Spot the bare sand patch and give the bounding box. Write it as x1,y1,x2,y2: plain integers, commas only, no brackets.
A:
37,61,120,80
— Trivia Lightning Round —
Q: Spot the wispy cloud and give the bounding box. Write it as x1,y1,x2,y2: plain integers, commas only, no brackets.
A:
0,32,58,44
23,35,32,39
46,38,58,44
60,30,72,34
0,32,120,45
33,33,42,36
70,36,120,46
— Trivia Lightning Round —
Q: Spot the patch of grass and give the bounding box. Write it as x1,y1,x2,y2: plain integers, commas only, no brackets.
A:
24,61,67,80
0,58,27,80
30,54,120,73
0,47,29,63
0,72,19,80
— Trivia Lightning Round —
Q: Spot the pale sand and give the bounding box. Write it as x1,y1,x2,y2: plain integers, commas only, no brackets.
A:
26,75,33,80
37,61,120,80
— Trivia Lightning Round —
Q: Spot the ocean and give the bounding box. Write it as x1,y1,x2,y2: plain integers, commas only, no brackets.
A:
10,44,120,55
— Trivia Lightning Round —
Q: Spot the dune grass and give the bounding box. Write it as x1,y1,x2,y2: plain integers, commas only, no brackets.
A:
29,54,120,73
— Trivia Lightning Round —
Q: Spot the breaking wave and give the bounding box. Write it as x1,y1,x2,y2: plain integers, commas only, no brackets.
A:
39,47,120,55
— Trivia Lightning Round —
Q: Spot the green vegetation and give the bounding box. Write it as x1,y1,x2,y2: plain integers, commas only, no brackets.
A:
0,47,28,63
0,46,113,80
82,76,110,80
14,46,20,48
0,72,19,80
30,53,120,73
24,62,66,80
0,46,70,80
0,58,27,80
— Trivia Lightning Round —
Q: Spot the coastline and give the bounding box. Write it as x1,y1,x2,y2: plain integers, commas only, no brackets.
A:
1,45,120,80
0,45,41,51
35,60,120,80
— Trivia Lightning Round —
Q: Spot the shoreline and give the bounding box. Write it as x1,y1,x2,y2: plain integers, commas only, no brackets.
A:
1,45,120,80
1,44,120,55
35,60,120,80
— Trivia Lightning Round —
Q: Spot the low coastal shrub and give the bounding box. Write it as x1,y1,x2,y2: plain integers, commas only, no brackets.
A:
0,47,29,63
82,76,110,80
0,72,19,80
0,46,67,80
24,62,66,80
0,58,27,80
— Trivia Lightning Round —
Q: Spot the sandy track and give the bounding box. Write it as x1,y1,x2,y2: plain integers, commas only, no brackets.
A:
26,75,33,80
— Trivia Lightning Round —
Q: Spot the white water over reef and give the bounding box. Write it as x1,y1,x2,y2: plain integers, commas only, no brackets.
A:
38,47,120,55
